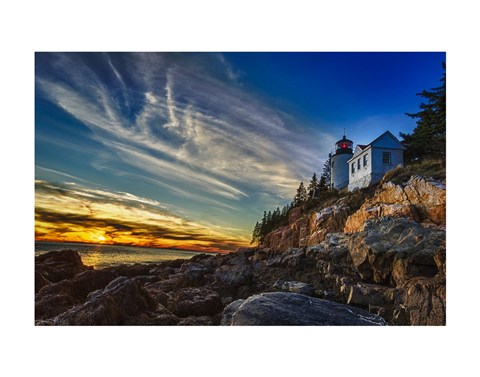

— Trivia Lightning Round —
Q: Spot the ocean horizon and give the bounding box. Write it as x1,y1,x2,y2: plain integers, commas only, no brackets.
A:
35,241,208,268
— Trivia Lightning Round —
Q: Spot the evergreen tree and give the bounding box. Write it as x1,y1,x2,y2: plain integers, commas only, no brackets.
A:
259,211,267,239
318,174,327,191
307,173,319,199
400,62,446,162
321,156,331,189
293,181,307,206
250,221,261,245
267,210,272,224
272,207,281,226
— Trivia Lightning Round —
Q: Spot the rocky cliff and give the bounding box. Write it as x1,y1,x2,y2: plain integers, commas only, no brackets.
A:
262,176,446,251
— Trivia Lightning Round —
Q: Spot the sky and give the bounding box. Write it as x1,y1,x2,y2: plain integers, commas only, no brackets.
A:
35,52,445,252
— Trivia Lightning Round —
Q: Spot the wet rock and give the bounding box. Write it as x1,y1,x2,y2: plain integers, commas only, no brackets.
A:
219,249,253,267
390,308,409,326
213,264,253,288
346,282,397,307
149,314,180,326
144,285,170,306
392,251,439,288
52,277,159,325
35,292,78,321
158,258,188,269
148,265,177,278
178,315,218,326
305,236,354,280
187,253,219,271
35,250,92,292
37,269,116,296
349,218,445,286
273,280,314,296
224,292,387,326
236,284,255,299
167,287,223,318
35,269,117,320
35,270,51,293
434,248,446,276
144,275,183,294
249,249,269,263
281,248,306,270
221,299,245,325
131,275,159,285
401,275,446,325
177,263,209,287
265,253,284,267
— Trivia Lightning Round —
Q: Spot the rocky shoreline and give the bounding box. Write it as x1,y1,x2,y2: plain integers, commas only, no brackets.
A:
35,176,446,326
35,219,445,326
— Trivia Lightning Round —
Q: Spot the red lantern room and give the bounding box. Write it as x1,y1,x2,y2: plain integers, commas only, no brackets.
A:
334,135,353,155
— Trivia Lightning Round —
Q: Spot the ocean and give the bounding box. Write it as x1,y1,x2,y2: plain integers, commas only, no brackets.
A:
35,241,204,269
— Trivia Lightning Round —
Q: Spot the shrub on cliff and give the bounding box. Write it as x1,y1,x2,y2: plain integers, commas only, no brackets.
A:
381,158,446,185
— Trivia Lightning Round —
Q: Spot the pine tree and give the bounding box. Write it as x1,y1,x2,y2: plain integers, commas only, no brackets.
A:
321,156,331,189
259,211,267,240
307,173,319,199
267,210,272,223
294,181,307,206
250,221,261,244
400,62,446,163
272,207,281,227
319,174,327,191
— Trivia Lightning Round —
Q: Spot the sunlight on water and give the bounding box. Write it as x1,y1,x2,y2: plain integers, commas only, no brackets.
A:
35,242,203,269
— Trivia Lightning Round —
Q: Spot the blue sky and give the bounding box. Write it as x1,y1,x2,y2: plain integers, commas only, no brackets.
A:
35,52,445,251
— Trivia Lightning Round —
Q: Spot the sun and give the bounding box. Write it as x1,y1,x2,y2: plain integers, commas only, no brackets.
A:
96,235,107,243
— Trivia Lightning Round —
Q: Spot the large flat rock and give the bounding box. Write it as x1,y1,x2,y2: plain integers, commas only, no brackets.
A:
223,292,387,326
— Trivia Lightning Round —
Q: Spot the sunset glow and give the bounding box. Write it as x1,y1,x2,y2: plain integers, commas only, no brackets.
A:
35,180,248,252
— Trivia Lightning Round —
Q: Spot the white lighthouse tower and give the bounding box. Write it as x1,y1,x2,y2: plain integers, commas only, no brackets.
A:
330,134,353,190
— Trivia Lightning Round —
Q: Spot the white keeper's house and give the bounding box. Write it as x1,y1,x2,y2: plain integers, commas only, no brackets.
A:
329,131,406,191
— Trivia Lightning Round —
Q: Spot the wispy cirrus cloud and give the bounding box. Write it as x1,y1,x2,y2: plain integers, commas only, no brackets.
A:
36,53,332,201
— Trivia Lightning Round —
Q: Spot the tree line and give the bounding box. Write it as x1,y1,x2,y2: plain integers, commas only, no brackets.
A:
250,158,332,245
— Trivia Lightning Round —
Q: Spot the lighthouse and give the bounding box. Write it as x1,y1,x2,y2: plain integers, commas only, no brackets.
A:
330,134,353,190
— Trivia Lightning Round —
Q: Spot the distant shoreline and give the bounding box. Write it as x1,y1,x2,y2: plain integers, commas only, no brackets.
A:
34,240,223,255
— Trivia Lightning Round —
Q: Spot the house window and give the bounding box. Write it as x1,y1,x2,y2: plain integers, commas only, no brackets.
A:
351,163,355,174
357,159,361,170
363,154,367,167
383,152,391,164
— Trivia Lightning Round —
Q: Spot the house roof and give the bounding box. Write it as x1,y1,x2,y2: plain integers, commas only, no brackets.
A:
369,130,406,149
347,131,406,162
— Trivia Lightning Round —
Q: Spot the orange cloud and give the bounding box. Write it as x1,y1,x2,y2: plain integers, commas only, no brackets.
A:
35,180,250,253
